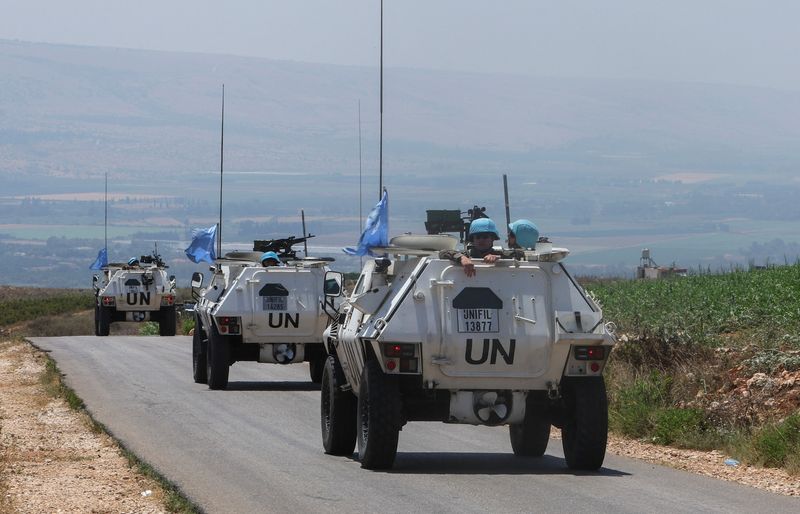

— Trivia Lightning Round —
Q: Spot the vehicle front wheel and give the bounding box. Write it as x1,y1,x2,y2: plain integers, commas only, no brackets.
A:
159,305,177,336
206,324,230,390
309,356,325,384
561,377,608,470
510,412,550,457
357,359,401,469
192,314,208,384
321,355,357,456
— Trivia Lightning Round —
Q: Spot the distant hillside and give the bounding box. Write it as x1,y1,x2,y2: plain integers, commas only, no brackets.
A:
3,38,800,183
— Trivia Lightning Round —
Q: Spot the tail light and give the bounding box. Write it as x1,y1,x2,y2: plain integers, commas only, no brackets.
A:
217,316,241,335
161,294,175,306
381,343,419,374
574,346,605,360
101,296,115,306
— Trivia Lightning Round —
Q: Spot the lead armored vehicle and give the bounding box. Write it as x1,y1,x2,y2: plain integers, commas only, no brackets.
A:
191,236,340,389
92,250,178,336
320,209,616,470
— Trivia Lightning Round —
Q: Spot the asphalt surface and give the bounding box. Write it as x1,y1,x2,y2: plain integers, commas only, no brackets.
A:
30,336,799,514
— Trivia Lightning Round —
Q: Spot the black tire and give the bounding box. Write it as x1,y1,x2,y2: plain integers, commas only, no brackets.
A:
357,359,401,469
309,356,325,384
192,314,208,384
321,355,357,456
159,305,177,336
510,412,551,457
94,305,100,336
561,377,608,470
97,305,111,337
206,323,230,390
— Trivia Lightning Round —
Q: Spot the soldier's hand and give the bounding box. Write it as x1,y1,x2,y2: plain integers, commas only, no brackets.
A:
483,254,499,264
460,255,476,277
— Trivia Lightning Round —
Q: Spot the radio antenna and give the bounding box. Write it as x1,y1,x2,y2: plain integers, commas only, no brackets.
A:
503,174,512,245
301,209,308,257
378,0,384,199
218,84,225,258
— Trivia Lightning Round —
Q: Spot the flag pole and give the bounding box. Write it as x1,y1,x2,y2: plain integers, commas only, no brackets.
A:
104,172,108,252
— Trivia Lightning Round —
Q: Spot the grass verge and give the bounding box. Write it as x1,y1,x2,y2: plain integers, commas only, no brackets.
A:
39,349,200,513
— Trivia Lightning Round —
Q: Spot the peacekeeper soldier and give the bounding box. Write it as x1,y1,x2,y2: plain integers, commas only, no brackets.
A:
508,219,539,249
440,217,523,277
260,251,282,267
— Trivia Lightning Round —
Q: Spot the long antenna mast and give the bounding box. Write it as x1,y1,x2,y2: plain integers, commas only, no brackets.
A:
218,84,225,258
378,0,383,199
358,100,364,267
358,100,363,231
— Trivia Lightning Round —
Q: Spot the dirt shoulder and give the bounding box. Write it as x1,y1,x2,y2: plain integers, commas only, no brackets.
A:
0,337,797,514
0,338,169,513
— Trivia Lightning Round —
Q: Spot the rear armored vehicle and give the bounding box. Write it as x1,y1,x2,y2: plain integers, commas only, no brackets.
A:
191,236,341,389
92,250,178,336
320,209,616,470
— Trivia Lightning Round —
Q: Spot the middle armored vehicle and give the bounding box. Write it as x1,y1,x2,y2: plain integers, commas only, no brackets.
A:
320,211,616,470
191,236,340,389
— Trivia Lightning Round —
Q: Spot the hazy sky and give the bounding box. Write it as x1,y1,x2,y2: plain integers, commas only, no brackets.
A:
2,0,800,90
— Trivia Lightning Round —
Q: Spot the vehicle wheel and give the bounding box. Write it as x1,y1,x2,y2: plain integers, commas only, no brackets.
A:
159,305,177,336
357,359,401,469
97,305,111,337
192,314,208,384
206,323,230,390
309,356,325,384
321,355,357,456
561,377,608,470
510,412,551,457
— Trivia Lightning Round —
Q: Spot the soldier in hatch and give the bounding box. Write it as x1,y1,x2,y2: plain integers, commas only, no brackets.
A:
440,218,523,277
508,219,539,250
260,251,282,267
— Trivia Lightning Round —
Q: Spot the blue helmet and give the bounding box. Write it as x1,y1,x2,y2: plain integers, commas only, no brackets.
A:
468,218,500,240
127,257,139,266
260,251,280,264
509,219,539,248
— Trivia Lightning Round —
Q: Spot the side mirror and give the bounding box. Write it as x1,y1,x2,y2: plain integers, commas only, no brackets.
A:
92,275,98,284
191,272,204,289
324,271,344,297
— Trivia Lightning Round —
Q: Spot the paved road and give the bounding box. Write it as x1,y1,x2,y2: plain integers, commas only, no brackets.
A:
31,336,798,514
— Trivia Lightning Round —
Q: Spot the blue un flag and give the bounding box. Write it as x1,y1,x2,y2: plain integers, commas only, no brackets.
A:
89,248,108,270
185,225,218,263
344,190,389,256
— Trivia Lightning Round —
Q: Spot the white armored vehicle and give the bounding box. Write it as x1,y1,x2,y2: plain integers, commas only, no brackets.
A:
92,251,178,337
191,236,341,390
320,209,616,470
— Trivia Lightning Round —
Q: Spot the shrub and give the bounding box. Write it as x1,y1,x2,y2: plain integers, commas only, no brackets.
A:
653,408,706,446
609,372,671,437
139,322,159,336
748,413,800,469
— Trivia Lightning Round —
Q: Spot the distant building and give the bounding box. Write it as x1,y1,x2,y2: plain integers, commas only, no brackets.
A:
636,248,687,279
